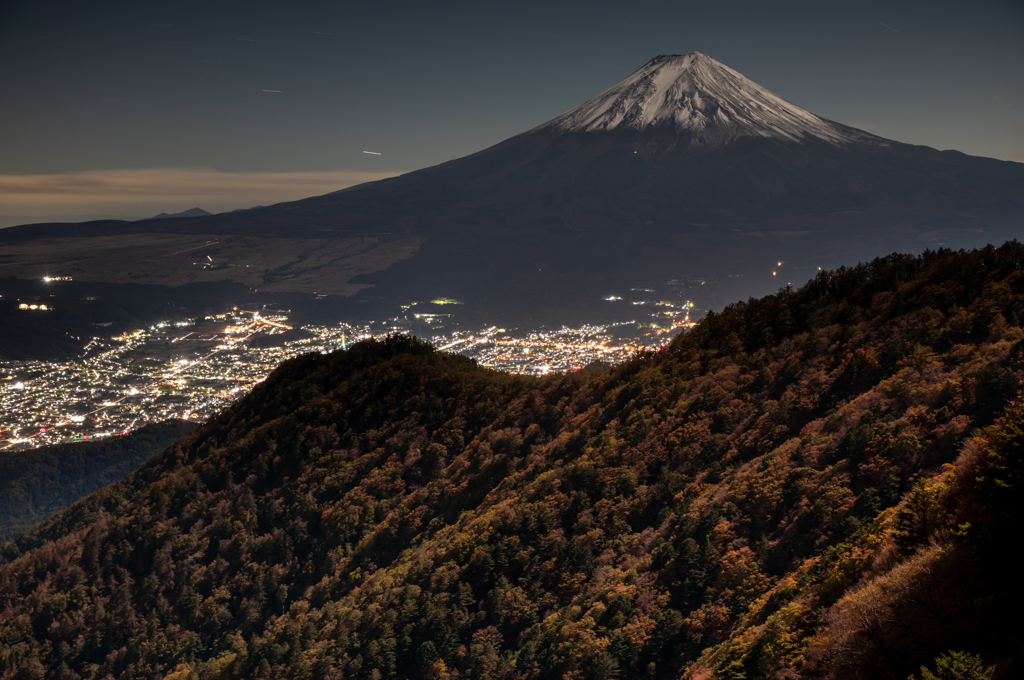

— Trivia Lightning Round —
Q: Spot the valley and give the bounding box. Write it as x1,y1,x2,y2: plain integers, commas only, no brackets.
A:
0,232,421,295
0,299,693,451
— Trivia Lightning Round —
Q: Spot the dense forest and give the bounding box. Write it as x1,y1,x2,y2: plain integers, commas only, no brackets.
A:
0,420,198,541
1,243,1023,679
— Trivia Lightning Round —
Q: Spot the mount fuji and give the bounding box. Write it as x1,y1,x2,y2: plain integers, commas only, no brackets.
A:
4,53,1024,324
541,53,879,146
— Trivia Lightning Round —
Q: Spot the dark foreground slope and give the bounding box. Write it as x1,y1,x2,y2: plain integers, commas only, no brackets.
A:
0,420,198,541
2,244,1024,679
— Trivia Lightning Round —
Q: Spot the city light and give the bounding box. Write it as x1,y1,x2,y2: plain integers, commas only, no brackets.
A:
0,301,696,451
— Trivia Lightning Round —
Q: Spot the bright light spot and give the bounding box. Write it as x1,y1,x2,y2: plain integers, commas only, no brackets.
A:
13,382,24,390
70,415,85,423
772,271,777,276
128,388,139,395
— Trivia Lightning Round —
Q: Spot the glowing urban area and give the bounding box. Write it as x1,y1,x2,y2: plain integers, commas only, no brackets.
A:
1,292,694,451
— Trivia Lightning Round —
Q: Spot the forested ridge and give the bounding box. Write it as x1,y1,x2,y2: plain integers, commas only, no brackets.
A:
0,420,198,541
1,243,1023,679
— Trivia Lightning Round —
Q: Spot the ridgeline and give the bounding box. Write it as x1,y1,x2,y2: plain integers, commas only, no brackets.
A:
2,243,1023,679
0,420,198,542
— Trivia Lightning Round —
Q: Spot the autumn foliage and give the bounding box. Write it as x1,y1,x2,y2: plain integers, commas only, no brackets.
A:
2,243,1024,679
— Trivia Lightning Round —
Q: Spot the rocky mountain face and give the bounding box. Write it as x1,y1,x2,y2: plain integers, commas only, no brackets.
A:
1,242,1022,679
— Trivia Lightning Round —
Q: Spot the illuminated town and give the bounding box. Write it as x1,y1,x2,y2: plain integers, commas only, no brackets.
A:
0,300,694,451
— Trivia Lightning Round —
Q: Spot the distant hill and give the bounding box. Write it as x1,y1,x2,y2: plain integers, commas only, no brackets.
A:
1,243,1022,679
0,214,145,229
0,420,197,541
149,207,212,220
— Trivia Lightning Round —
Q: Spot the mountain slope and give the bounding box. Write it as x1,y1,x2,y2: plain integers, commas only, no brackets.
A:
2,242,1023,679
0,420,198,541
150,208,213,220
2,55,1022,324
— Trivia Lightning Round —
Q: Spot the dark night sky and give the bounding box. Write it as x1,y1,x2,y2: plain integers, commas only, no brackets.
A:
1,0,1022,222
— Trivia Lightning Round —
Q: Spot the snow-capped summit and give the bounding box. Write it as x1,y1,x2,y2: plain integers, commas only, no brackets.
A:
541,53,879,147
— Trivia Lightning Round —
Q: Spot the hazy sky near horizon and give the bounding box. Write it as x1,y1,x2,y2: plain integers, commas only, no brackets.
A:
1,0,1022,221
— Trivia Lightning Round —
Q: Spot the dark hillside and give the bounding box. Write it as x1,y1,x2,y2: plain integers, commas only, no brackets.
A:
2,243,1024,679
0,420,198,541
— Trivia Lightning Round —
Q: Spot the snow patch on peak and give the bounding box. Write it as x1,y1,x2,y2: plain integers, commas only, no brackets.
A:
542,53,879,147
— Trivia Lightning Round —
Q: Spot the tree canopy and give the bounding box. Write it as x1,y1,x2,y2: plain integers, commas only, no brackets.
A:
2,243,1024,679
